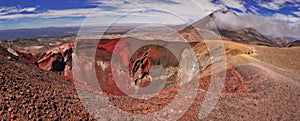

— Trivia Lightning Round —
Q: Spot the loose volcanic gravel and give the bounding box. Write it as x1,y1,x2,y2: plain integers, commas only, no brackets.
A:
0,54,93,120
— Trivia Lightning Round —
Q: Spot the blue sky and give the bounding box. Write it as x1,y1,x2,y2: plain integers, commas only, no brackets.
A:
0,0,299,37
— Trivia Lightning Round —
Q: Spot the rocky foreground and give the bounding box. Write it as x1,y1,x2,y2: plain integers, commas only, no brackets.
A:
0,46,93,120
1,38,300,120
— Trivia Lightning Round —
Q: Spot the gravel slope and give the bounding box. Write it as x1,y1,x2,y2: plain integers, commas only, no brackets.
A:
0,49,93,120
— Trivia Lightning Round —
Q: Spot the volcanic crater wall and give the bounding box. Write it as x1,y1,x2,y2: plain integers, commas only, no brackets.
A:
37,37,196,95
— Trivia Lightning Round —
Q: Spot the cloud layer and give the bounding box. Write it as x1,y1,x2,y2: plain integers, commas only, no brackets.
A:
214,11,300,38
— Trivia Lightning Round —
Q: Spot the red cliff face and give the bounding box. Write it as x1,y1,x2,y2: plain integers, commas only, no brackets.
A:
16,52,36,64
37,43,73,77
94,38,185,96
97,38,129,66
39,37,185,96
34,38,130,94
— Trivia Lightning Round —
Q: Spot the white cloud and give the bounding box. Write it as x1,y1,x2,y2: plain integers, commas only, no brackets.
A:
192,0,225,13
0,8,97,19
0,6,37,16
257,0,297,10
248,6,259,14
294,11,300,17
88,0,224,23
273,13,300,23
213,11,300,38
219,0,246,12
0,0,223,25
0,7,15,12
260,2,282,10
0,7,19,15
21,7,36,12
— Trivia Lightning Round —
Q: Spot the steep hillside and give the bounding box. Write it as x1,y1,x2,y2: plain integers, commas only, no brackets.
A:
179,10,283,47
70,40,300,120
219,28,277,47
0,45,93,120
271,37,290,47
182,40,300,120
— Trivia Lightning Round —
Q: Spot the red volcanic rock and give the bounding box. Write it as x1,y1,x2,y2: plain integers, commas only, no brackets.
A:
75,38,129,66
71,38,131,96
96,50,152,96
97,38,129,66
51,37,186,96
200,66,248,94
94,38,188,96
130,50,152,87
37,43,73,76
94,39,184,96
0,47,93,120
16,52,35,64
4,46,36,64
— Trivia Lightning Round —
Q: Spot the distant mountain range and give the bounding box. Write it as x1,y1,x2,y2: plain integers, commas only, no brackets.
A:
179,10,296,47
0,27,80,40
0,25,139,40
0,10,298,45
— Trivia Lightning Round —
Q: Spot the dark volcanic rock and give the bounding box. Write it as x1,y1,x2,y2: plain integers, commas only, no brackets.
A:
219,28,278,47
271,37,290,47
0,45,93,120
286,40,300,47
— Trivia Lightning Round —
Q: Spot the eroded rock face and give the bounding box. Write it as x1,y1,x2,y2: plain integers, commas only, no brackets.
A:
39,37,196,96
90,38,192,95
37,43,73,76
130,51,151,87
